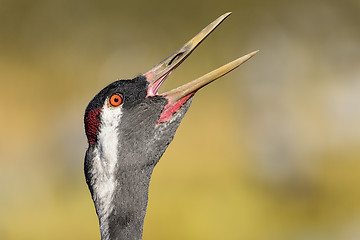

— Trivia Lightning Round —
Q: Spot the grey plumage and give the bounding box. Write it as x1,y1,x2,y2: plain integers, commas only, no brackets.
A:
83,13,257,240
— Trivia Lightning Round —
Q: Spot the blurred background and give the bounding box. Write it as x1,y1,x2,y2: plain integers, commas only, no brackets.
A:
1,0,360,239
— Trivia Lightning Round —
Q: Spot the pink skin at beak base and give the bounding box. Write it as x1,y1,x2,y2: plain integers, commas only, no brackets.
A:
157,92,195,124
145,72,195,124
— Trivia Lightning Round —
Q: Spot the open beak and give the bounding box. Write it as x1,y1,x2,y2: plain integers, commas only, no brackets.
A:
144,12,258,105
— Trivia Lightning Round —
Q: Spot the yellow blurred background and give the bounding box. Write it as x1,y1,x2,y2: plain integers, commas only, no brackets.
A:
1,0,360,239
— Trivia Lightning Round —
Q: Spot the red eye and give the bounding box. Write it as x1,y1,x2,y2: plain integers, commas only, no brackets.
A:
109,94,123,107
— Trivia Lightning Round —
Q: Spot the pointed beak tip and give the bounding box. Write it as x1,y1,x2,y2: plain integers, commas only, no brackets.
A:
242,50,259,62
251,50,260,56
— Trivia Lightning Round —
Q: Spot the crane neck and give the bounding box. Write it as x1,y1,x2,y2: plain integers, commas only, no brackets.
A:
85,145,156,240
96,167,154,240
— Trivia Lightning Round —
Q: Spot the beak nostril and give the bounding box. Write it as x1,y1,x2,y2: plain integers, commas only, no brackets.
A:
168,52,184,66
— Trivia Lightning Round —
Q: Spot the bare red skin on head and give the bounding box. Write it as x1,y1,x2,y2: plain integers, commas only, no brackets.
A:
157,93,194,124
85,108,102,146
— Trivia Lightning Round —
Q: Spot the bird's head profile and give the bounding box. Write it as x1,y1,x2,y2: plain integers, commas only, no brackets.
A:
84,12,258,240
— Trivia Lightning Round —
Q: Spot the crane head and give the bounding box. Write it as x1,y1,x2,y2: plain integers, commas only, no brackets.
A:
84,12,257,171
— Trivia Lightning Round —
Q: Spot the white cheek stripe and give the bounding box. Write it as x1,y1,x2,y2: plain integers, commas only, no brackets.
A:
91,102,123,239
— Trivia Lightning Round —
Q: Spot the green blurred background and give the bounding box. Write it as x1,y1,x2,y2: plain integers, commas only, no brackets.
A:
1,0,360,239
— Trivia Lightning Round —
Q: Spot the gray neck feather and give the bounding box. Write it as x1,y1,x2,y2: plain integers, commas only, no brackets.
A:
85,146,155,240
106,167,154,240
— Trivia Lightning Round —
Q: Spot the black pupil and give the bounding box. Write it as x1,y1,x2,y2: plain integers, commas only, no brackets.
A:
114,97,119,102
